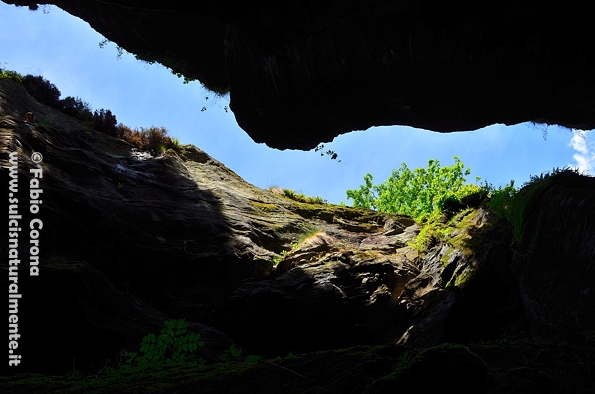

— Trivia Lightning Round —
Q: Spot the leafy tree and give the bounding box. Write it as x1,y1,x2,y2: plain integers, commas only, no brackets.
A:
346,156,481,221
22,74,61,108
59,96,93,123
92,108,118,137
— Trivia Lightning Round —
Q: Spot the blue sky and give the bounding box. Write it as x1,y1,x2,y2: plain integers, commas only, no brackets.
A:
1,4,593,204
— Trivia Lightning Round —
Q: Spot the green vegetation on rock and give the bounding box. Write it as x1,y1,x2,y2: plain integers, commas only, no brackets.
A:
345,156,525,256
250,201,277,211
115,318,262,375
122,318,205,371
482,167,583,246
0,67,23,83
272,227,322,266
346,156,481,222
281,188,326,204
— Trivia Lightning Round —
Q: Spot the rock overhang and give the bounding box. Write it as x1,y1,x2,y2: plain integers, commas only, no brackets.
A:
4,0,595,149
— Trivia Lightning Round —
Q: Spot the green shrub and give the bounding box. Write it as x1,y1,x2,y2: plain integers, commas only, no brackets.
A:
141,126,170,154
118,123,140,144
0,68,23,83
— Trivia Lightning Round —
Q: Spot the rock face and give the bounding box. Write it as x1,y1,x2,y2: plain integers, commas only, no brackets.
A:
511,171,595,337
211,231,421,356
4,1,595,149
1,78,595,383
2,78,422,372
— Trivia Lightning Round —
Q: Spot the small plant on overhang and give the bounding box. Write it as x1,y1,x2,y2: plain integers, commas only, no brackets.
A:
16,3,50,12
200,84,231,112
102,39,125,60
315,144,341,162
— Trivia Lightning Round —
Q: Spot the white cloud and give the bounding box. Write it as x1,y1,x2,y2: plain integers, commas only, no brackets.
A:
569,130,595,174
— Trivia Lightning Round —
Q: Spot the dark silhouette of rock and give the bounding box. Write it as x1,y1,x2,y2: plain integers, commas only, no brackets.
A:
4,0,595,149
363,343,489,393
511,170,595,338
212,243,420,356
